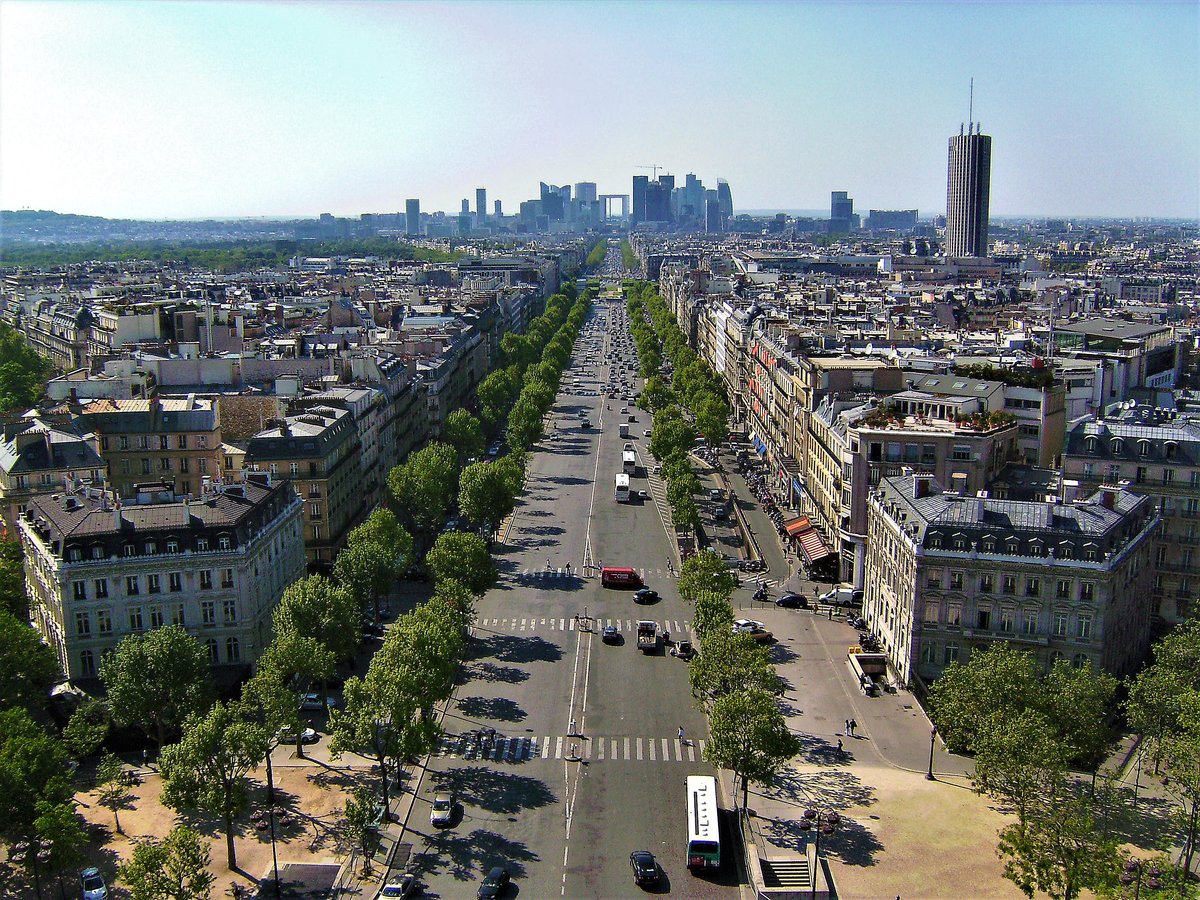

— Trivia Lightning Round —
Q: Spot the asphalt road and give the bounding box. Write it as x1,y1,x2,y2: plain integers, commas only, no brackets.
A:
410,290,743,899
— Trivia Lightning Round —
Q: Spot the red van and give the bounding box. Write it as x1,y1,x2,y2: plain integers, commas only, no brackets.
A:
601,566,643,588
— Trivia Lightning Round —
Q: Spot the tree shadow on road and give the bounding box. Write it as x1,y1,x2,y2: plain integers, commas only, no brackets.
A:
466,662,531,684
769,644,801,665
475,633,563,664
443,765,558,816
415,827,540,891
753,765,883,867
457,695,528,723
794,732,857,769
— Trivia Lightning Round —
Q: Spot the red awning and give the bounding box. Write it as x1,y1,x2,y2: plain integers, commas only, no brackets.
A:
797,528,832,564
783,516,811,537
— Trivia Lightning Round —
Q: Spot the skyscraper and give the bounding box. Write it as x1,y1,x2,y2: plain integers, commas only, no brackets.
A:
632,175,649,225
716,179,733,226
405,199,420,236
946,123,992,258
461,198,471,216
476,188,488,223
574,182,597,204
830,191,855,233
494,199,502,218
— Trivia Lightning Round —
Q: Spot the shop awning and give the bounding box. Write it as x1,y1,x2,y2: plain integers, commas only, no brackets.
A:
752,438,767,456
784,516,812,537
797,528,832,564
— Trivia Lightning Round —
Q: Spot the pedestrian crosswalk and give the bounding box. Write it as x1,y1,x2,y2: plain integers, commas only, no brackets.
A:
506,566,781,592
438,732,707,764
475,616,692,635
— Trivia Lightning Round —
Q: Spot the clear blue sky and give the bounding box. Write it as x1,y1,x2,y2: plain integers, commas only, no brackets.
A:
2,0,1196,220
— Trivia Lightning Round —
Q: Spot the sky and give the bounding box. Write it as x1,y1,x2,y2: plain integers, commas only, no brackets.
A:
1,0,1197,221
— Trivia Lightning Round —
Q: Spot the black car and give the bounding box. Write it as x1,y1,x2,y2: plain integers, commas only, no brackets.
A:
602,625,620,644
775,592,809,609
633,588,659,604
477,866,510,899
629,850,661,886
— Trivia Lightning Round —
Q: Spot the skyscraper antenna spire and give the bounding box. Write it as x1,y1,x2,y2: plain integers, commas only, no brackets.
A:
969,77,974,130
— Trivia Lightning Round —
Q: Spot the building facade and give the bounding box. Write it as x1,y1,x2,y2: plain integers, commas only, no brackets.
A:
945,126,992,258
0,415,106,535
19,474,304,683
863,474,1158,687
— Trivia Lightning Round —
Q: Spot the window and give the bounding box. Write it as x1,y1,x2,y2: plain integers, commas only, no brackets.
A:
1083,462,1095,478
221,568,234,589
1072,653,1090,669
1188,498,1200,518
119,435,130,450
177,435,188,449
169,572,182,592
924,603,940,623
1107,464,1120,482
1077,614,1093,640
312,524,323,541
921,642,937,664
943,643,960,665
159,435,169,450
1136,466,1147,484
1110,439,1124,455
198,435,207,448
225,637,240,662
1053,612,1069,637
222,600,237,625
147,574,161,594
1056,579,1071,600
979,574,994,593
123,543,137,558
977,609,991,629
206,639,219,663
128,606,144,631
1163,469,1175,485
1026,577,1040,597
72,581,86,601
159,458,172,472
1002,574,1016,595
950,571,964,590
199,458,208,474
952,445,971,461
97,609,112,635
269,463,278,475
1022,610,1038,635
926,571,943,589
68,547,82,562
94,578,108,598
948,605,962,626
1000,609,1014,632
121,459,131,474
199,570,213,590
80,649,96,677
309,503,321,519
141,458,151,475
179,458,190,474
218,535,231,551
125,576,139,595
171,603,185,626
75,611,90,636
201,600,215,626
290,462,299,476
1080,582,1095,602
150,605,164,629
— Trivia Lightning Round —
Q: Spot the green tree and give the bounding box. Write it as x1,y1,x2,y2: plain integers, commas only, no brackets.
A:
118,824,216,900
692,591,735,644
972,709,1069,836
444,409,485,463
29,799,88,899
62,698,110,761
506,399,544,452
160,700,270,870
704,688,800,810
100,624,213,749
649,410,695,463
343,783,383,876
0,609,61,711
1127,618,1200,769
458,461,516,540
1158,702,1200,873
678,549,739,604
0,540,28,619
476,366,520,428
927,643,1041,754
997,784,1121,900
272,575,360,665
387,442,459,531
1042,659,1118,774
693,393,731,444
689,629,779,709
0,323,54,412
96,753,133,835
432,578,477,618
425,531,495,595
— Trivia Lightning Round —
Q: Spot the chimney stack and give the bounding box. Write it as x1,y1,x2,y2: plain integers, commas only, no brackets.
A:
913,474,933,499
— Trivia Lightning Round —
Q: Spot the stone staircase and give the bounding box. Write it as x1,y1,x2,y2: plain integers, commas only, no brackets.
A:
759,857,813,890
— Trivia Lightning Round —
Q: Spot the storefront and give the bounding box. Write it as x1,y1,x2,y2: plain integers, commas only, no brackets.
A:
784,515,839,582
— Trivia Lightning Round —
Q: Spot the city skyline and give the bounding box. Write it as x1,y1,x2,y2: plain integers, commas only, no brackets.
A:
1,0,1197,221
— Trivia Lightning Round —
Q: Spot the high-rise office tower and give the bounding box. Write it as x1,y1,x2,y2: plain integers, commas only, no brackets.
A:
946,123,992,257
829,191,856,233
716,179,733,225
705,190,721,233
476,188,487,223
405,199,420,236
575,182,597,204
632,175,649,225
494,199,502,218
461,198,471,216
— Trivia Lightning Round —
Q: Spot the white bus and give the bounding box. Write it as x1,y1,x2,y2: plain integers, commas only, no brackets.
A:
685,775,721,871
622,450,637,474
614,473,631,502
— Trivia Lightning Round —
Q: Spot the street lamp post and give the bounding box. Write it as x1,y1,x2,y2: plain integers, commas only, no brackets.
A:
1120,858,1162,900
264,743,282,898
798,808,840,900
926,726,938,781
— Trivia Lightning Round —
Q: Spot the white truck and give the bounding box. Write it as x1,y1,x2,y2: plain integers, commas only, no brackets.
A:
636,620,660,653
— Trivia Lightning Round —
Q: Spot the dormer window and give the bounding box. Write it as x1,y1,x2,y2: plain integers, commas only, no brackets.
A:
144,541,157,555
1111,439,1124,455
166,539,180,554
123,543,137,557
1165,441,1178,460
1085,436,1099,453
1007,539,1020,555
67,546,82,562
1138,440,1152,458
197,537,209,552
91,544,104,560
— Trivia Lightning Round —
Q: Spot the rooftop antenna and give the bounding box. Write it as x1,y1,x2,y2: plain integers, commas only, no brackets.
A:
968,77,974,131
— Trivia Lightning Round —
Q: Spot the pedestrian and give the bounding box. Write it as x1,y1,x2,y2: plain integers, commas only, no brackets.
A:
546,558,552,572
849,719,857,737
836,739,844,758
678,725,686,743
828,606,833,620
142,747,148,769
844,719,850,734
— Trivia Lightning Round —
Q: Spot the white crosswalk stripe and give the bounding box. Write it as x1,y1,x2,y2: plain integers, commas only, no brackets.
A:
437,733,708,763
509,566,679,582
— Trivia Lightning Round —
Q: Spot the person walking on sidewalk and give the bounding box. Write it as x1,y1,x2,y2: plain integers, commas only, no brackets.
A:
849,718,857,737
678,725,686,744
844,719,850,734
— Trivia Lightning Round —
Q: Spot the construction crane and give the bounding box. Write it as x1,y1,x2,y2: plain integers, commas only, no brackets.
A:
636,164,666,180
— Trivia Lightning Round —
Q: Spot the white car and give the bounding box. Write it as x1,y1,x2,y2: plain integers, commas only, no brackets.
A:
376,871,418,899
81,868,108,900
431,791,454,826
732,618,767,634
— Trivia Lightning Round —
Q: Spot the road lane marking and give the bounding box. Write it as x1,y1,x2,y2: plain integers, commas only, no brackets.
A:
555,735,564,758
636,738,644,760
687,742,696,762
624,737,630,759
542,737,551,759
611,738,617,759
648,739,656,761
662,738,669,760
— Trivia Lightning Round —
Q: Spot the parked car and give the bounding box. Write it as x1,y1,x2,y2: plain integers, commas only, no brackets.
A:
376,870,418,899
629,850,661,886
775,592,809,609
732,619,774,642
671,640,696,660
81,867,108,900
431,792,454,827
477,866,511,899
820,587,865,607
278,726,319,745
298,692,335,712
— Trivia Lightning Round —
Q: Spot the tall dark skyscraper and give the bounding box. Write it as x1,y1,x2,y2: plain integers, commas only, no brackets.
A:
716,179,733,225
476,188,487,223
632,175,649,225
405,198,420,236
946,123,992,257
829,191,855,233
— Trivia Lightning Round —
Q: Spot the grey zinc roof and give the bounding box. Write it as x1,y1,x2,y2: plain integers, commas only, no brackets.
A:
0,426,103,475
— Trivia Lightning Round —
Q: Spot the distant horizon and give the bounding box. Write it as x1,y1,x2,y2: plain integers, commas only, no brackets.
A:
1,2,1195,221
